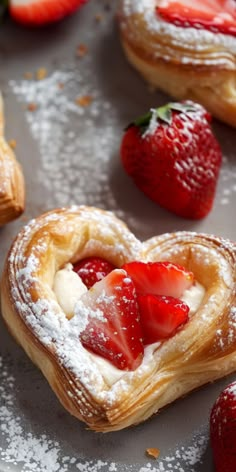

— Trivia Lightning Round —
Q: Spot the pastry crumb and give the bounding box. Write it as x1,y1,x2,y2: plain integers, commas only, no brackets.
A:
8,139,17,149
95,13,103,22
145,448,160,460
27,102,37,112
75,95,92,107
76,44,88,57
23,72,33,80
36,68,47,80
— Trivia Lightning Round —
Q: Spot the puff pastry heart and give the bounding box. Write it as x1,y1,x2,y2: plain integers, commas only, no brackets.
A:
0,93,25,224
1,206,236,432
118,0,236,128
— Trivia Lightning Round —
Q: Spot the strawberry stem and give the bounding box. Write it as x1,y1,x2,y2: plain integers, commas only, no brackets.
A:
131,101,198,132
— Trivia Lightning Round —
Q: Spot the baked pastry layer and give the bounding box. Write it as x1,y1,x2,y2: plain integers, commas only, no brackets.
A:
0,93,25,224
1,206,236,431
118,0,236,127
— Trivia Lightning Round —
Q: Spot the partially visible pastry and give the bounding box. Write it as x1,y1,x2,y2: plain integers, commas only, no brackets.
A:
1,206,236,432
118,0,236,127
0,93,25,225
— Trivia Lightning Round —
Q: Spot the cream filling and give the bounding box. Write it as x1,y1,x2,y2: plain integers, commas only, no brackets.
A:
53,263,87,318
53,265,205,386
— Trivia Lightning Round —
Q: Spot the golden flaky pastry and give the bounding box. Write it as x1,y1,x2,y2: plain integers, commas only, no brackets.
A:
118,0,236,127
1,206,236,432
0,93,25,224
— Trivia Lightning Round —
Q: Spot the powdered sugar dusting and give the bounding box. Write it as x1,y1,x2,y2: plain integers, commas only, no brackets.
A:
9,65,125,218
120,0,236,65
0,352,209,471
218,154,236,207
1,0,235,469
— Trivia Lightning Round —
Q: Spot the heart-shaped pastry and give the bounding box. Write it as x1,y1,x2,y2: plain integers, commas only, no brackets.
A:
0,93,25,224
118,0,236,128
1,206,236,432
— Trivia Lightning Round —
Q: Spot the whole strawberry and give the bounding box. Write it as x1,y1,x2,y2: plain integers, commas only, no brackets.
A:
8,0,87,26
120,101,222,219
210,381,236,472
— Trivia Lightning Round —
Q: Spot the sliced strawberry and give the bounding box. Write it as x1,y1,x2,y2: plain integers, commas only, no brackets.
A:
210,381,236,472
73,257,116,289
9,0,87,27
157,0,236,36
77,269,144,371
122,261,194,298
138,294,189,344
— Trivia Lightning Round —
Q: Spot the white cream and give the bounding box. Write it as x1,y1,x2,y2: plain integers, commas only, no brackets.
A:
53,263,87,318
180,282,205,315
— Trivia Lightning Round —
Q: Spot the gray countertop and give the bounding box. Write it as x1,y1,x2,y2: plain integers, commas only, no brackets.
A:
0,1,235,471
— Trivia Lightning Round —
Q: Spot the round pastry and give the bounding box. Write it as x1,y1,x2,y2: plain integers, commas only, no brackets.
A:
1,206,236,432
118,0,236,128
0,93,25,224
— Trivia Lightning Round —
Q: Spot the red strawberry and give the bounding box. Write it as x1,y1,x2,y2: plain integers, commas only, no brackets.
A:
9,0,87,27
73,257,116,289
120,101,222,219
78,269,144,371
122,261,194,298
210,381,236,472
157,0,236,36
138,294,189,344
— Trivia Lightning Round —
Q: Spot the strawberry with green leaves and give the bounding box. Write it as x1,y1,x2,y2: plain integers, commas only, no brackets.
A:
121,101,222,219
210,381,236,472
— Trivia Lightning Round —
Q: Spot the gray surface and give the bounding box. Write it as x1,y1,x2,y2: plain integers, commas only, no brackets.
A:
0,1,235,471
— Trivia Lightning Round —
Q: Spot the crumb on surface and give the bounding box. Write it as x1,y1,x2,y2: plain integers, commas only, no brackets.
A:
75,95,93,107
36,68,47,80
23,72,33,80
76,44,88,57
95,13,103,22
145,448,160,460
27,102,37,112
8,139,16,149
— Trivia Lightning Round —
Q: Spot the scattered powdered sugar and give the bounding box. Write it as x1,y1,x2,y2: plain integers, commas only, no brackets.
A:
9,64,125,218
0,352,210,471
2,1,235,471
218,154,236,206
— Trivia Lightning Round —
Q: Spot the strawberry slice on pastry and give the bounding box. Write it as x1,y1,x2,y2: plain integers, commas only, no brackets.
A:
157,0,236,36
77,269,144,371
122,261,194,298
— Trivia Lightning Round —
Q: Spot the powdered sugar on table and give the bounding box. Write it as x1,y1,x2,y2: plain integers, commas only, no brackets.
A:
0,0,235,471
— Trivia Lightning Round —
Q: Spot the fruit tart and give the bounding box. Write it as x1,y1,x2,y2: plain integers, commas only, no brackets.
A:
1,206,236,432
0,93,25,225
118,0,236,127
